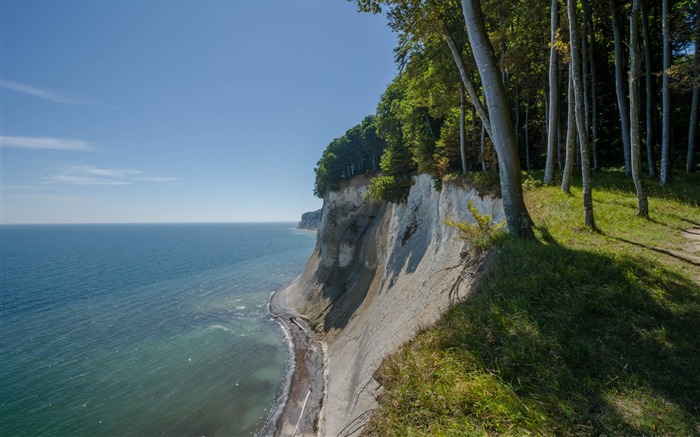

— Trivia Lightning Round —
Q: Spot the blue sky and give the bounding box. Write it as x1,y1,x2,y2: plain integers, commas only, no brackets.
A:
1,0,397,224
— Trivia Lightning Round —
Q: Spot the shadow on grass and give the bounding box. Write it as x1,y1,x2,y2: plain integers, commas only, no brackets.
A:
433,234,700,435
607,234,700,267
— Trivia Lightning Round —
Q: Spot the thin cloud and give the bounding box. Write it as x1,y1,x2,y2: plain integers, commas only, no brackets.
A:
0,79,119,109
135,176,177,183
46,165,176,186
71,165,142,178
1,79,86,105
1,136,93,151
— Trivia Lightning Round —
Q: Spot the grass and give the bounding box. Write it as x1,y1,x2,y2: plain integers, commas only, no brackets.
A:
364,169,700,436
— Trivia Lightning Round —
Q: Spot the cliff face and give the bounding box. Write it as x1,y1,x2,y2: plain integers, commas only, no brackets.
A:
285,174,504,436
297,209,322,230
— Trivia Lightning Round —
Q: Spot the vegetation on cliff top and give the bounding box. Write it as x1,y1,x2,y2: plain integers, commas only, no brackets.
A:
314,0,697,237
363,169,700,436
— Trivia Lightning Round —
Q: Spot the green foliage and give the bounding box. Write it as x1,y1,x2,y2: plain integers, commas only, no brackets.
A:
521,172,544,190
313,115,386,198
364,171,700,436
444,200,506,251
365,174,409,203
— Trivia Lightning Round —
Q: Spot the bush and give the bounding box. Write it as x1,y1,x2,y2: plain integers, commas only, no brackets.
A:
444,200,506,252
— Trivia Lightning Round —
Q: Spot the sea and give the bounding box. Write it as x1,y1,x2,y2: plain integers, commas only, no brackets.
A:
0,223,316,436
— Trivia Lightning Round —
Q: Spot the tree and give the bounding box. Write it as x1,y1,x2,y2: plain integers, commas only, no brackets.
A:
461,0,534,238
562,61,576,193
660,0,672,184
610,0,632,177
313,116,387,197
687,0,699,174
582,0,599,170
629,0,649,217
544,0,559,185
641,0,657,178
460,84,468,173
569,0,596,230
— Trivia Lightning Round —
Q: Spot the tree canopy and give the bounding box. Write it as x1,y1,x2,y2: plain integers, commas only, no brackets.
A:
313,0,698,231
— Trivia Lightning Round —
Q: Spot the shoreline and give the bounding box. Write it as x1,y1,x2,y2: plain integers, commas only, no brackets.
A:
262,280,325,437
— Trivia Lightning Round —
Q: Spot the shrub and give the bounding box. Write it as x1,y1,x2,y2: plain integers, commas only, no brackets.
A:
444,200,506,252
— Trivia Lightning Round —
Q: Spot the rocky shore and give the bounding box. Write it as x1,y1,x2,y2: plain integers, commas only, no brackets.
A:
265,282,324,437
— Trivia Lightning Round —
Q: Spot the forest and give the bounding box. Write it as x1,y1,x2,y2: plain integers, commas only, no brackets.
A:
314,0,698,237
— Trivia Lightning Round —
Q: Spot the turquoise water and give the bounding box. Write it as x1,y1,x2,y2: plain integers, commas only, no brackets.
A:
0,223,315,436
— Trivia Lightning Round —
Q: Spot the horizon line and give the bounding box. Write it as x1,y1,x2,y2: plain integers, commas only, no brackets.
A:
0,220,301,226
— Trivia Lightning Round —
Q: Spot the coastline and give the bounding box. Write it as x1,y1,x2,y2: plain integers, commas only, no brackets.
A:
262,280,325,437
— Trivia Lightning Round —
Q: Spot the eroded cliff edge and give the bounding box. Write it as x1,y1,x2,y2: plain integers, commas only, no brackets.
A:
284,173,504,436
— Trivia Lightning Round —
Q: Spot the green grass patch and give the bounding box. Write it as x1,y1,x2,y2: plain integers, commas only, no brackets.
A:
364,169,700,436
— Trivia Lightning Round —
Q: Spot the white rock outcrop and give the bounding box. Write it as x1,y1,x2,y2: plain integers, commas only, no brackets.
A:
285,174,503,436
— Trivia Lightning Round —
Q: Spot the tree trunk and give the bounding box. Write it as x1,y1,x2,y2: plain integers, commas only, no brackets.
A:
562,62,576,193
583,0,599,170
581,15,591,153
687,1,699,173
525,98,531,171
544,0,560,185
641,0,657,178
558,63,564,171
460,84,468,174
440,21,494,142
689,85,699,173
660,0,672,184
515,91,520,153
481,122,487,172
462,0,534,238
630,0,649,217
610,0,632,177
569,0,596,230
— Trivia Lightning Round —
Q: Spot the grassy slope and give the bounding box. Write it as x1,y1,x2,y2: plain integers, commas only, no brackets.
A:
364,169,700,436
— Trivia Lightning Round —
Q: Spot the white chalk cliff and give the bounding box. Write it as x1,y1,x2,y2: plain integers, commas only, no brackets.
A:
284,173,504,436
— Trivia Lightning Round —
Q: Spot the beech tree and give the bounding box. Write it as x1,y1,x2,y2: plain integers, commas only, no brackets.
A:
610,0,632,177
461,0,534,238
569,0,596,230
688,0,699,174
629,0,649,217
660,0,672,184
544,0,559,185
562,62,576,193
641,0,657,178
582,0,599,170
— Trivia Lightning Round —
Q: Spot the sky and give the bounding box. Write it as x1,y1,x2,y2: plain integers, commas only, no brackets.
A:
0,0,397,224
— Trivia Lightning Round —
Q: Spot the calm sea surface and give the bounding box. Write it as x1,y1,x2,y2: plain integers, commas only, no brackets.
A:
0,223,316,436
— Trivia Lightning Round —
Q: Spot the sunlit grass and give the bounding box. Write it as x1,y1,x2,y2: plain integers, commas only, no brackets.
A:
364,169,700,436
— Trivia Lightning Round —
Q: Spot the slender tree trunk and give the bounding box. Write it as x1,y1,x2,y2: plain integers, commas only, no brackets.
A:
545,0,560,185
542,39,550,134
515,91,520,152
641,0,657,178
581,17,591,150
569,0,596,230
583,0,599,170
462,0,534,238
687,2,699,173
562,62,576,193
440,21,494,142
689,85,699,173
558,64,564,171
525,98,531,171
460,84,468,174
481,122,487,172
501,16,507,86
630,0,649,217
660,0,672,184
610,0,632,176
